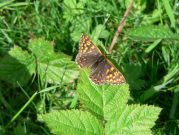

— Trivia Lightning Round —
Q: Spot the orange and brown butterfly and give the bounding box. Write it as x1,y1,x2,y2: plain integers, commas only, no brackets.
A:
75,34,126,85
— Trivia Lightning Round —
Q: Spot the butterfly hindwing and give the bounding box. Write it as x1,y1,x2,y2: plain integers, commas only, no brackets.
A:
89,56,106,84
90,58,125,84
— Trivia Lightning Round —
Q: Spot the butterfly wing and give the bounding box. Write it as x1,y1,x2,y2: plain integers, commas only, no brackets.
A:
89,58,107,84
76,34,126,85
76,34,102,68
90,58,126,84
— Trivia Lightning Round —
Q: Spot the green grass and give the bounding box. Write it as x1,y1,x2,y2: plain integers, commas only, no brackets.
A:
0,0,179,134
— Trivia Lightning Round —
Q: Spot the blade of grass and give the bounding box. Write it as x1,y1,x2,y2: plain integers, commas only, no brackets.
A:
161,0,176,28
0,0,29,10
5,91,38,129
5,86,59,129
140,65,179,102
17,82,37,110
38,85,60,93
1,29,13,44
140,79,173,102
169,87,179,119
163,64,179,83
69,94,78,109
0,0,14,8
145,39,162,53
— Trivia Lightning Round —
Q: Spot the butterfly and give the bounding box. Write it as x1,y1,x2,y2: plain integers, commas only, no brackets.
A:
75,34,126,85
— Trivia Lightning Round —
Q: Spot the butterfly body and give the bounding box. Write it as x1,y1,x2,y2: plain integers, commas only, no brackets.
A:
76,34,126,85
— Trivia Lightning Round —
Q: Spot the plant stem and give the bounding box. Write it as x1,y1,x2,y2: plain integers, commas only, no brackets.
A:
5,92,38,129
109,0,134,53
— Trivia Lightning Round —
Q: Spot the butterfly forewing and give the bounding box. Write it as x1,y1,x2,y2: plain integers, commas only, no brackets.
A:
76,34,126,85
76,35,102,68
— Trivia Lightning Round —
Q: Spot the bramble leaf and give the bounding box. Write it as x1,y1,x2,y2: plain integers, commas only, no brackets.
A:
0,38,79,85
77,69,129,120
106,105,162,135
28,38,79,84
42,70,161,135
63,0,85,22
42,110,104,135
0,46,35,86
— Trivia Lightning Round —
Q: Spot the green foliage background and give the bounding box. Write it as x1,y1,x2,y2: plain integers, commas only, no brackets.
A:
0,0,179,134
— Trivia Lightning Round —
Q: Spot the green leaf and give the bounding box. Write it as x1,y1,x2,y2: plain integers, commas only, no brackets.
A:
106,105,162,135
42,110,104,135
77,69,129,120
127,25,179,41
70,17,91,42
28,38,79,84
63,0,85,22
13,123,26,135
91,24,110,43
124,64,145,90
0,46,35,86
42,71,162,135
